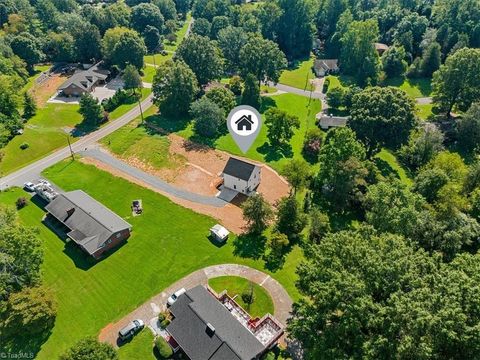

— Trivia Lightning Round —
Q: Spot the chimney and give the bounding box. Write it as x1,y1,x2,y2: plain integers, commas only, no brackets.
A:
206,323,215,337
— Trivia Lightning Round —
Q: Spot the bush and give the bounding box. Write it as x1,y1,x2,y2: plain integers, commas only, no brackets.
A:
19,142,29,150
158,312,166,322
229,75,243,95
16,197,27,209
322,77,330,93
155,336,173,359
262,351,276,360
302,128,323,162
241,288,255,305
160,318,171,328
103,89,136,112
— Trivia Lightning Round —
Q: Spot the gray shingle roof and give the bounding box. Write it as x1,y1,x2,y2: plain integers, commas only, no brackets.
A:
222,158,258,182
58,63,109,92
45,190,131,255
167,285,265,360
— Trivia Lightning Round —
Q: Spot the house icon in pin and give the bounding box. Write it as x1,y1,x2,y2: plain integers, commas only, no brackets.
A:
235,114,254,131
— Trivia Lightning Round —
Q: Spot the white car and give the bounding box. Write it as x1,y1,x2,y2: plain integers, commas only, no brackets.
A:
23,182,36,192
38,179,51,187
167,288,186,306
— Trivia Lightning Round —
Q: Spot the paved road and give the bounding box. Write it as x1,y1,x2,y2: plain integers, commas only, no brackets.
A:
98,264,293,348
269,82,325,100
0,95,154,190
81,147,228,207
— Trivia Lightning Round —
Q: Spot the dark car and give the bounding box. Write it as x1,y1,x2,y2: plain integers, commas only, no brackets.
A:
118,319,145,341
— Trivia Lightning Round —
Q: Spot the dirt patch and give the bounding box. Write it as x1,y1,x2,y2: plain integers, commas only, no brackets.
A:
30,73,68,107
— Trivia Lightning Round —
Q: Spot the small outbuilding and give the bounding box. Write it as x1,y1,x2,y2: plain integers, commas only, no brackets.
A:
221,157,261,196
209,224,229,243
374,43,389,56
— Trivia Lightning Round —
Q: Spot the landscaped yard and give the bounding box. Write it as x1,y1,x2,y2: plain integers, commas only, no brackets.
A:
208,276,275,318
0,160,302,359
383,77,432,98
118,329,156,360
279,57,315,90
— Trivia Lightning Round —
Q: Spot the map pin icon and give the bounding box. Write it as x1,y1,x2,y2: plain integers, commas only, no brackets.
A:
227,105,262,153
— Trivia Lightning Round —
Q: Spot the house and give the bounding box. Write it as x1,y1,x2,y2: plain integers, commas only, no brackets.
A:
221,157,260,196
166,285,283,360
209,224,229,243
316,113,348,129
235,115,254,131
374,42,389,56
45,190,132,259
313,59,339,77
58,63,110,97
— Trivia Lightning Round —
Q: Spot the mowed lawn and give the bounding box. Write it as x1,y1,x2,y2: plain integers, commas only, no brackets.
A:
118,330,156,360
383,77,432,98
208,276,275,318
279,57,315,90
0,160,302,359
375,148,412,186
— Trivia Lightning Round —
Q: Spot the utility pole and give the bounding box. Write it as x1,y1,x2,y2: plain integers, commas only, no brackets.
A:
138,96,144,124
66,135,74,160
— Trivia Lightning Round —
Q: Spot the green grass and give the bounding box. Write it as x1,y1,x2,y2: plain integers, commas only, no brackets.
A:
279,57,315,90
1,161,302,358
416,103,433,120
118,329,156,360
375,148,412,186
208,276,275,318
383,77,432,98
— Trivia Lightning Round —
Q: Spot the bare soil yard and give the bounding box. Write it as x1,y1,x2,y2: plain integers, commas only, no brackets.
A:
30,73,68,107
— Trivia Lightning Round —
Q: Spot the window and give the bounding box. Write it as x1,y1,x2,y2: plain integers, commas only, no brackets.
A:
116,233,122,239
233,185,236,189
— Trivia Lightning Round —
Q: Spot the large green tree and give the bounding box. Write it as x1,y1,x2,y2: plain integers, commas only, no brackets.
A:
152,60,199,117
131,3,164,33
110,31,146,70
239,35,287,84
78,93,103,127
190,97,224,138
175,34,224,85
349,86,417,154
241,193,274,234
241,74,260,109
456,102,480,154
432,48,480,116
275,195,306,241
217,26,248,71
60,337,118,360
10,33,43,73
289,228,480,359
264,108,300,146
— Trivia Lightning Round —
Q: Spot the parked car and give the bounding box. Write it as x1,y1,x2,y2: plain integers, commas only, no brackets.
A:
23,182,36,192
118,319,144,341
38,179,51,187
167,288,186,306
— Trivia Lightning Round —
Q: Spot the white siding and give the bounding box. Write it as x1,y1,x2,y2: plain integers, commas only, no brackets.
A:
223,166,261,195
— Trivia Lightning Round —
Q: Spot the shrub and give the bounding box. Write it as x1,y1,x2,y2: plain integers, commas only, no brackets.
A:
19,142,29,150
241,287,255,305
322,77,330,93
158,312,166,322
103,90,135,112
229,75,243,95
160,318,171,328
155,336,173,359
16,197,27,209
302,128,323,162
262,351,276,360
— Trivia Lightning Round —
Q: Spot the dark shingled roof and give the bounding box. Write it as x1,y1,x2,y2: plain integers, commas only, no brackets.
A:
58,63,109,92
167,285,265,360
45,190,131,255
222,158,258,182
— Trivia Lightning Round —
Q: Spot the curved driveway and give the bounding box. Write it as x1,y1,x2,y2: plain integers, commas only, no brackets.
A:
98,264,293,347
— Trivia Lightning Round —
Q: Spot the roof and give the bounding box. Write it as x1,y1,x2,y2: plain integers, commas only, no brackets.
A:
316,113,348,128
45,190,131,255
167,285,265,360
210,224,229,240
374,42,389,51
58,63,110,92
314,59,338,71
222,158,258,181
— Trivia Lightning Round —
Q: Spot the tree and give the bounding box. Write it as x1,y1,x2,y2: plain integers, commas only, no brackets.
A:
155,336,173,359
122,64,143,94
191,18,211,37
73,23,102,63
241,74,260,109
102,27,132,61
204,86,236,115
217,26,248,72
152,60,199,117
241,193,274,234
175,34,224,85
382,45,407,78
308,208,330,244
239,35,287,84
23,92,36,119
326,86,345,109
143,25,162,53
190,97,224,137
229,75,243,95
288,228,480,359
264,108,300,146
457,102,480,153
420,41,441,77
398,123,444,170
302,127,323,162
282,159,310,193
1,286,56,339
110,31,146,70
275,0,313,59
10,33,43,73
432,48,480,116
257,1,283,41
0,206,43,299
174,0,190,20
413,167,450,203
153,0,177,21
104,2,131,29
340,20,380,86
131,3,164,33
349,87,417,154
275,196,307,241
79,93,103,127
267,231,289,257
210,16,229,40
315,128,374,211
45,32,74,63
60,337,118,360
